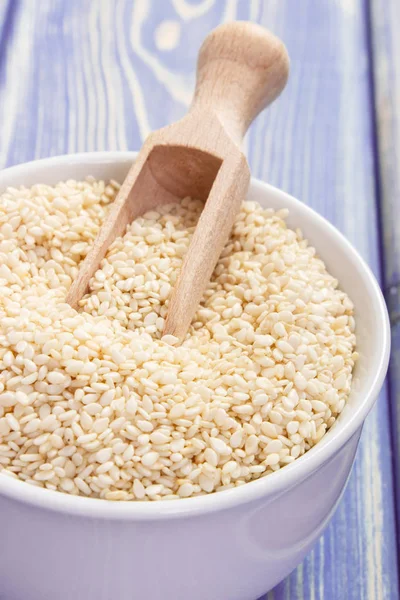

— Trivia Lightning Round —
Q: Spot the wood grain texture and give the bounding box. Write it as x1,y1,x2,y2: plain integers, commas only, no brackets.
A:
369,0,400,552
0,1,398,598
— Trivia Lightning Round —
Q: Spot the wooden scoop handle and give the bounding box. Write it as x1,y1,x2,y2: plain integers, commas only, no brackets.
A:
191,22,289,144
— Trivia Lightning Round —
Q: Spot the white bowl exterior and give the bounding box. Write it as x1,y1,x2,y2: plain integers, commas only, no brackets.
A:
0,153,389,599
0,431,360,600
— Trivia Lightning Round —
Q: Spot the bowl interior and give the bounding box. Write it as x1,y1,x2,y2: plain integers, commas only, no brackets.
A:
0,152,390,516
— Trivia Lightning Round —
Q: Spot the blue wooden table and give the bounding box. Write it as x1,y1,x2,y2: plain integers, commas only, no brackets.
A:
0,1,399,598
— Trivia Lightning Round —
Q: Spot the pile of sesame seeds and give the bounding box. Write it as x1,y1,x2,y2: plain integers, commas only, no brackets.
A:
0,178,357,501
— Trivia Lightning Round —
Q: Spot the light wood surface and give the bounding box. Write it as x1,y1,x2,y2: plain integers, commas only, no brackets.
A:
66,22,289,342
0,1,398,598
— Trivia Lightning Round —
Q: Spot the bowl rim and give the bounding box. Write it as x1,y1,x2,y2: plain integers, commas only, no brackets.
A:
0,151,391,520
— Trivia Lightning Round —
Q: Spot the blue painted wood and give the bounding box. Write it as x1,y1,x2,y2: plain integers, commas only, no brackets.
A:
0,1,398,598
369,0,400,556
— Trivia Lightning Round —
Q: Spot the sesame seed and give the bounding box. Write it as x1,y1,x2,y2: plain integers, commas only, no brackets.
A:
0,180,356,501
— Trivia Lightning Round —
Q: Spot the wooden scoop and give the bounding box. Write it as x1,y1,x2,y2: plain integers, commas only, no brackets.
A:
66,21,289,340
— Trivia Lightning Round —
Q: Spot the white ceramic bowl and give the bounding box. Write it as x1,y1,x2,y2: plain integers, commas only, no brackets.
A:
0,153,390,600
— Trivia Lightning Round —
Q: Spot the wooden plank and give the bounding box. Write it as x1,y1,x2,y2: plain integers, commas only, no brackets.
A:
0,0,398,598
369,0,400,549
